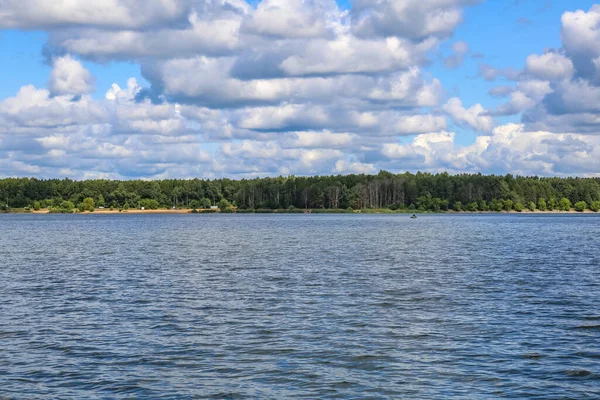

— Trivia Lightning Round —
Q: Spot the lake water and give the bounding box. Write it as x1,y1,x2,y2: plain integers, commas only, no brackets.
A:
1,214,599,398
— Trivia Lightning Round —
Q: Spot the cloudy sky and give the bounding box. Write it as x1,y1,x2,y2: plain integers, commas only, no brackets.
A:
1,0,600,179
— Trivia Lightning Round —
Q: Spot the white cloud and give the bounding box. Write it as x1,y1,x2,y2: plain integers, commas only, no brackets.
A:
51,18,243,61
287,131,355,149
143,57,354,105
49,55,95,96
525,52,574,80
443,97,493,132
367,68,444,106
105,78,142,102
391,115,447,135
466,6,600,133
334,160,377,174
2,0,600,179
351,0,477,41
491,80,552,116
560,5,600,79
237,104,329,130
241,0,335,39
0,85,107,130
235,104,446,135
0,0,196,29
380,123,600,176
0,0,470,183
278,35,425,76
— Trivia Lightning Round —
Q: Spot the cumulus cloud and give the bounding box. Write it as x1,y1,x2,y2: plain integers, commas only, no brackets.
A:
218,140,346,175
241,0,335,39
0,85,106,131
476,5,600,134
0,0,196,29
491,80,552,116
235,104,446,135
334,160,377,174
0,75,217,179
443,98,494,132
524,52,574,81
139,55,445,110
284,131,356,149
379,123,600,176
1,0,600,179
49,55,95,96
351,0,478,41
560,4,600,81
278,35,427,76
367,68,444,106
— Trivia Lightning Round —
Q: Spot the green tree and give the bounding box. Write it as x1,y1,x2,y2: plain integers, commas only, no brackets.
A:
200,198,212,208
61,201,74,211
82,197,95,212
453,201,463,212
140,198,160,210
514,202,524,212
574,201,587,212
466,202,479,212
97,194,105,208
503,199,514,211
528,202,536,212
33,201,41,211
590,201,600,212
490,199,503,212
537,198,547,211
439,199,449,211
123,202,130,211
218,198,230,211
548,196,557,210
4,172,600,214
559,197,571,211
478,200,489,211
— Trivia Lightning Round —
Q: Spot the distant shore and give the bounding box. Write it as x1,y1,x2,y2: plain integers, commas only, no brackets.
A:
32,209,194,214
1,208,597,215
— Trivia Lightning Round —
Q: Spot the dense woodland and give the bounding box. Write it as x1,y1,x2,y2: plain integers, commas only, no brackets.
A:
2,171,600,212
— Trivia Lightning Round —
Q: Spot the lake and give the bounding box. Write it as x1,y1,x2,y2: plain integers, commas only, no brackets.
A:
1,214,599,398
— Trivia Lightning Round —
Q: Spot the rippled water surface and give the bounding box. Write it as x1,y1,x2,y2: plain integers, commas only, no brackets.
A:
1,214,600,398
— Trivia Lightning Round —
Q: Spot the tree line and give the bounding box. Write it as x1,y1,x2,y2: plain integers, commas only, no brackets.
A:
1,171,600,212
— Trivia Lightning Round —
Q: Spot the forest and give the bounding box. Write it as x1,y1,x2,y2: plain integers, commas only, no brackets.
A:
1,171,600,212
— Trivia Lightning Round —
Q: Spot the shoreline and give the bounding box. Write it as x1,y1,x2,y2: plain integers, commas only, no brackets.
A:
2,208,597,215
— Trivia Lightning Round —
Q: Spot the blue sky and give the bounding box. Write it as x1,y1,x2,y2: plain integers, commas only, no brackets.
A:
1,0,600,179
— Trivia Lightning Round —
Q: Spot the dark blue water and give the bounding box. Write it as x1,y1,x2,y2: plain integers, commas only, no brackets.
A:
1,214,599,399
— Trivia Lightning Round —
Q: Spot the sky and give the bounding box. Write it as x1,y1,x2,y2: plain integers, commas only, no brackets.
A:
1,0,600,179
